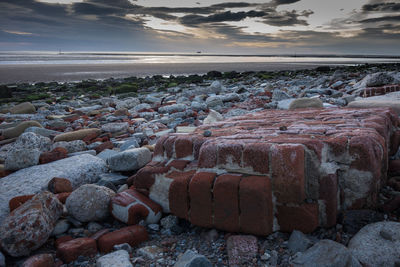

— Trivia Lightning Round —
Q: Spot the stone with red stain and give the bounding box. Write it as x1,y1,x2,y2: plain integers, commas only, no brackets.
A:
56,237,97,263
48,177,73,193
21,253,54,267
271,144,305,204
189,172,216,228
56,192,71,204
39,147,68,164
97,225,148,253
55,235,74,248
319,174,338,227
167,170,196,220
9,194,34,212
0,192,63,257
111,189,162,225
213,173,242,232
239,176,273,235
94,141,114,154
226,235,258,267
277,203,319,233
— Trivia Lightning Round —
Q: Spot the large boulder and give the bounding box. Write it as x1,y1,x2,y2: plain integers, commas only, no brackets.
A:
107,147,151,172
66,184,115,222
2,121,42,139
13,132,51,152
9,102,36,114
53,128,101,142
348,221,400,267
0,192,63,257
289,98,323,110
0,154,107,224
290,239,361,267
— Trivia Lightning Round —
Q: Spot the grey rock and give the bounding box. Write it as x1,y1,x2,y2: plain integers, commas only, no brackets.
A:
96,250,133,267
148,224,160,232
4,148,41,170
68,150,96,157
291,239,361,267
14,132,52,152
0,154,107,224
107,147,151,172
207,80,223,94
348,221,400,267
161,215,179,230
203,109,223,125
288,230,313,253
225,108,249,117
87,222,103,233
131,103,151,112
52,219,70,236
191,102,207,111
116,97,140,110
75,105,102,113
10,102,36,114
138,245,163,260
272,89,291,101
52,140,87,153
101,122,129,133
365,72,394,87
24,126,61,138
120,138,140,151
98,173,128,186
0,252,5,267
331,81,344,89
158,104,187,114
221,93,240,102
66,184,115,222
113,243,133,254
205,96,223,108
289,98,323,110
277,99,295,109
174,250,212,267
97,149,118,161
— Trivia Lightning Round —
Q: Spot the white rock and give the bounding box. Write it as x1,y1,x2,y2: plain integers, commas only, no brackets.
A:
116,97,140,110
96,250,132,267
0,154,107,224
203,109,223,125
107,147,151,172
66,184,115,222
348,221,400,267
101,122,129,133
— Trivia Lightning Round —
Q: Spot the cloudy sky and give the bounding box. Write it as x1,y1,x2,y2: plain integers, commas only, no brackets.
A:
0,0,399,54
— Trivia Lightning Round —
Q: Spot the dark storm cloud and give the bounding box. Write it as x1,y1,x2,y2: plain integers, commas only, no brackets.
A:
179,10,266,26
272,0,301,6
262,10,313,26
359,15,400,23
362,2,400,12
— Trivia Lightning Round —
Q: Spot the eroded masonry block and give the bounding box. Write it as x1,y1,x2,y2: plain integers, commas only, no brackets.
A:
130,108,400,235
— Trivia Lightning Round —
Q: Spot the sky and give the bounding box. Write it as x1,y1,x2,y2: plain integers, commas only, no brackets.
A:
0,0,399,54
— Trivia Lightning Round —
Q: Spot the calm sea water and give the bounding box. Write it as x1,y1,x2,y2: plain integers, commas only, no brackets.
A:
1,51,400,65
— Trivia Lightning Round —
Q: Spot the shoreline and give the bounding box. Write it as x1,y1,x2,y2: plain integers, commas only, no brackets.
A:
1,61,398,84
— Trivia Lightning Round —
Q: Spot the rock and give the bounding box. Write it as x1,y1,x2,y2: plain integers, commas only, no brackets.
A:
289,98,323,110
115,97,140,110
2,121,42,139
95,141,114,154
161,215,179,230
48,177,73,193
21,253,54,267
4,148,41,170
348,99,400,115
8,194,34,211
288,230,313,253
207,80,223,94
52,140,87,153
87,222,103,233
56,237,97,263
226,235,258,267
120,138,140,151
205,95,223,108
98,173,128,186
24,126,60,138
113,243,133,253
107,147,151,172
97,149,118,161
291,239,361,267
68,149,96,157
174,250,212,267
39,147,68,164
272,89,291,101
348,221,400,267
111,189,163,225
0,154,107,224
96,250,133,267
158,104,187,114
138,245,163,260
277,98,295,109
358,72,394,88
53,128,101,142
10,102,36,114
66,184,115,222
15,132,52,151
101,122,129,133
0,252,4,267
203,130,212,137
176,126,197,133
0,192,63,257
342,210,384,235
98,225,148,253
203,109,223,125
52,219,70,236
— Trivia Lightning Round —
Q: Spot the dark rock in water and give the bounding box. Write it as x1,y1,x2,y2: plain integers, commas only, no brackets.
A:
0,85,12,98
207,70,222,78
316,66,331,72
341,209,384,235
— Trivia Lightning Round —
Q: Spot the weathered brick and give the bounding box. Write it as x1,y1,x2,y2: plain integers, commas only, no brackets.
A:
242,143,271,174
167,159,190,171
277,203,319,233
174,135,193,158
239,176,273,235
39,147,68,164
198,141,218,168
9,194,34,212
163,136,177,158
271,144,305,204
56,237,97,263
48,177,72,194
97,225,148,253
22,253,54,267
167,170,196,220
213,173,242,232
217,140,243,167
189,172,216,228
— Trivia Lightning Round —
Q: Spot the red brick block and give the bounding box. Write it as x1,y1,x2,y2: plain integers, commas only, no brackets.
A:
174,135,193,158
129,163,170,193
276,203,319,233
189,172,216,228
9,194,34,212
111,189,162,225
193,136,207,159
271,144,305,204
153,135,169,158
167,159,190,171
56,192,71,204
349,135,383,176
90,229,111,241
39,147,68,164
198,141,218,168
242,143,271,174
56,237,97,263
22,253,54,267
55,235,74,248
167,170,196,220
319,174,338,227
163,136,177,158
217,141,243,167
94,141,114,154
239,176,273,235
48,177,72,193
213,173,242,232
97,225,148,253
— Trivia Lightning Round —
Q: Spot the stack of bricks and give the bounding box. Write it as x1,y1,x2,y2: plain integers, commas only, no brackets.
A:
360,84,400,97
130,108,400,235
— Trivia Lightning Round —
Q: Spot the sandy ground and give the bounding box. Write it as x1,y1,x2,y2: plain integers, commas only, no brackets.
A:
0,61,346,84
